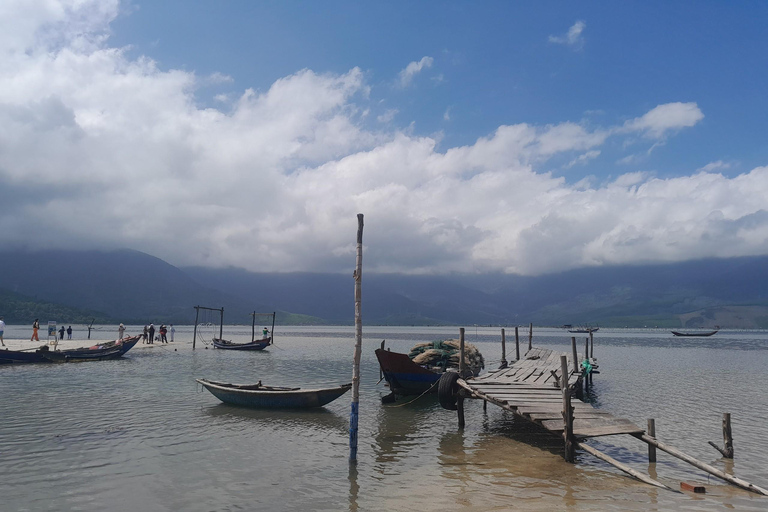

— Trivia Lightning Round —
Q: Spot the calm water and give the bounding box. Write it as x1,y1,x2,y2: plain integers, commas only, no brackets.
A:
1,325,767,511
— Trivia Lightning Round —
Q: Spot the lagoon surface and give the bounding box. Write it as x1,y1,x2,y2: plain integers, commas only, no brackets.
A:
1,325,767,511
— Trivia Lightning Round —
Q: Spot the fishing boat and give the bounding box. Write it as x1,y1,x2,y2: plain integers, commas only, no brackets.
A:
0,336,141,364
375,339,485,399
40,336,141,362
212,338,271,350
196,379,352,408
671,330,719,337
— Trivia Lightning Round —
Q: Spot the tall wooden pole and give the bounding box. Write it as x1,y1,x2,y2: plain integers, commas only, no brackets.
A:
459,327,466,376
219,307,224,340
192,306,200,350
571,336,579,373
561,355,575,462
350,214,364,462
271,311,276,345
515,326,520,360
251,311,256,342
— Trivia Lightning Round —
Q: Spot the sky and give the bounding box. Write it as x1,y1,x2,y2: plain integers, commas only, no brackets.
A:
1,0,768,275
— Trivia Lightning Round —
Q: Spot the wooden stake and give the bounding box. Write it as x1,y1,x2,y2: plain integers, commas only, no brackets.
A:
459,327,466,376
708,412,734,458
349,213,364,462
633,433,768,495
500,328,507,368
457,395,465,429
561,355,574,462
515,326,520,360
585,337,589,361
528,323,533,351
571,336,579,373
192,306,199,350
647,419,657,463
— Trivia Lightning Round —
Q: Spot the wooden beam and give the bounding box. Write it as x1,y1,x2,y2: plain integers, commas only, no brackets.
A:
578,442,679,493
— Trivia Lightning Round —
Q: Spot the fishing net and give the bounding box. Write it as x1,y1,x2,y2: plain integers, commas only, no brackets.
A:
408,339,485,374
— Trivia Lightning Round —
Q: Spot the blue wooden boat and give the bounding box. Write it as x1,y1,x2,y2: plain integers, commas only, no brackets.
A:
0,347,49,364
212,337,271,351
196,379,352,408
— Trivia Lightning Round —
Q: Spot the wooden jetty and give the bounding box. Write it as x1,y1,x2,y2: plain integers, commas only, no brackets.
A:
439,328,768,496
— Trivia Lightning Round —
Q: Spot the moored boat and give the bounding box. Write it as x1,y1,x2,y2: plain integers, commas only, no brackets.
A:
196,379,351,408
671,330,719,337
0,336,141,364
212,337,271,351
568,326,599,334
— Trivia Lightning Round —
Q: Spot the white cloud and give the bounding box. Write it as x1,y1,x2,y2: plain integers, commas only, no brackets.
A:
565,150,601,168
1,3,766,276
549,21,586,48
622,102,704,139
696,160,731,173
398,56,433,87
377,108,398,123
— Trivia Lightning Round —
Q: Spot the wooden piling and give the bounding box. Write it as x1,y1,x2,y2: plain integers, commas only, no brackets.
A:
349,213,364,462
570,336,579,373
588,331,594,384
192,305,200,350
647,419,657,463
457,395,465,429
561,355,575,462
515,326,520,360
459,327,466,376
528,323,533,351
585,337,589,360
633,433,768,495
500,328,507,368
708,412,734,458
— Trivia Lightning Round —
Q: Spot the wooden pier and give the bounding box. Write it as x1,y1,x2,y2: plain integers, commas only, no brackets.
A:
439,329,768,496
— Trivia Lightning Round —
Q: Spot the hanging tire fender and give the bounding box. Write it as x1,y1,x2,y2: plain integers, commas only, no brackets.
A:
438,372,461,410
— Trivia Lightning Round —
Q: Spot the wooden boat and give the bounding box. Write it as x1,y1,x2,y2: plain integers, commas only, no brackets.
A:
42,336,140,362
212,337,271,351
196,379,352,408
0,336,141,364
375,341,484,398
671,330,719,337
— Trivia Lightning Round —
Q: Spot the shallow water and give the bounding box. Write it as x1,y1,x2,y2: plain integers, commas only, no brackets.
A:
1,325,767,511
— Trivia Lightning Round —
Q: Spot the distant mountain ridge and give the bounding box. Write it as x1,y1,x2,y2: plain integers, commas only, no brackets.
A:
1,249,767,327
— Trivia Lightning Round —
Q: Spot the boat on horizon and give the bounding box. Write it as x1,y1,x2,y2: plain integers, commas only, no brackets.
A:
671,330,719,337
568,326,599,334
196,379,351,408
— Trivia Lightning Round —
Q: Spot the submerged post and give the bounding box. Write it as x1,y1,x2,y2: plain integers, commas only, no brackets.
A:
459,327,466,376
500,328,507,368
709,412,734,459
528,323,533,351
515,326,520,360
349,213,364,462
192,306,200,350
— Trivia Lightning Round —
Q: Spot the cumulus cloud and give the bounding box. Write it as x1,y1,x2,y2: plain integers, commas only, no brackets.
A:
622,102,704,139
1,1,767,276
398,56,433,87
549,21,586,48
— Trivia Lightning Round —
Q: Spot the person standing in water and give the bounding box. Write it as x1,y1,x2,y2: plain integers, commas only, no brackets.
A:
31,319,40,342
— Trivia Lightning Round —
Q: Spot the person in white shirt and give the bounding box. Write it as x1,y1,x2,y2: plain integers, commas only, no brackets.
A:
0,316,6,346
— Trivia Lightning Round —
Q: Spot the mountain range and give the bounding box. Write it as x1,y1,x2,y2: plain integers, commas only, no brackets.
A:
1,249,767,328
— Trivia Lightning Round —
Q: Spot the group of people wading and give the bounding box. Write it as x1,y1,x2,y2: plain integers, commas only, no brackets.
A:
142,323,174,344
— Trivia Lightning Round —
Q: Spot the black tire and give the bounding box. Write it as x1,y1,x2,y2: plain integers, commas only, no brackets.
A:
438,372,461,410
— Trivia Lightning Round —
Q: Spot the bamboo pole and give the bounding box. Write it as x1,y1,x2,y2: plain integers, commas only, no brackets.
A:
251,311,256,342
578,442,678,492
219,307,224,341
515,326,520,360
571,336,579,373
459,327,466,376
632,433,768,495
349,214,364,462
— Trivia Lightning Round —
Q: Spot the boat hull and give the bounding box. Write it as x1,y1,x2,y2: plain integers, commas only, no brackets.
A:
375,349,445,395
212,338,271,351
197,379,351,408
0,349,49,364
41,336,141,362
671,330,719,337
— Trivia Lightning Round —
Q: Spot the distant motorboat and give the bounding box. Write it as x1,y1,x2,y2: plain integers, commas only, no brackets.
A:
671,330,719,337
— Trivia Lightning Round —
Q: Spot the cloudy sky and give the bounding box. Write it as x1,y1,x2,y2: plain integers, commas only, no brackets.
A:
2,1,768,275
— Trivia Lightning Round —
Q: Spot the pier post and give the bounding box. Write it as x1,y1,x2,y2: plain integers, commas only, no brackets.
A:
571,337,579,373
528,323,533,351
515,326,520,361
500,328,507,368
585,337,589,360
589,331,594,384
709,413,734,458
459,327,466,376
561,355,575,462
192,306,200,350
647,419,657,462
349,213,364,462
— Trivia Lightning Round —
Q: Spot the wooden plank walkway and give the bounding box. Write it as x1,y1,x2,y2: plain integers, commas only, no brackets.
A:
460,347,644,438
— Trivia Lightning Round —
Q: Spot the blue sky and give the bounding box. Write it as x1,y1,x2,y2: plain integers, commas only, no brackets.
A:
1,1,768,275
